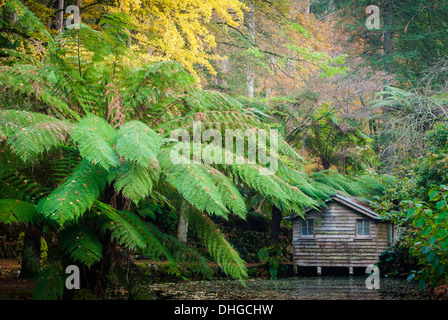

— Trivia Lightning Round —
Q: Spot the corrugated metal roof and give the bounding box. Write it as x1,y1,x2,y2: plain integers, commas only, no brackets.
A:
284,194,384,221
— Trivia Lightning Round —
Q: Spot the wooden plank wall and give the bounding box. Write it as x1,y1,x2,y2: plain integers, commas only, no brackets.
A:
292,202,391,268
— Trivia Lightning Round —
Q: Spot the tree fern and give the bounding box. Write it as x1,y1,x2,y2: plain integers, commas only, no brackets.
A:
188,209,248,283
36,159,108,226
111,162,157,204
32,264,65,300
93,201,180,274
9,121,72,163
159,149,230,218
0,198,37,224
115,121,161,168
58,225,103,268
70,116,120,170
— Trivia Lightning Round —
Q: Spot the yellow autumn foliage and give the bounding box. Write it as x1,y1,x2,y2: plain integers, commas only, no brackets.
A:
103,0,246,82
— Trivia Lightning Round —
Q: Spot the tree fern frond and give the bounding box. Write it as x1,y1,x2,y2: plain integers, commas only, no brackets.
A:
94,202,146,250
0,198,38,224
8,121,72,163
311,170,366,197
0,147,51,202
111,162,157,204
50,146,82,184
32,263,65,300
116,120,161,168
0,110,61,136
93,201,180,274
188,209,247,283
159,149,229,218
230,163,289,204
159,232,214,278
2,0,54,43
70,115,119,170
206,166,247,219
36,159,108,226
58,224,102,267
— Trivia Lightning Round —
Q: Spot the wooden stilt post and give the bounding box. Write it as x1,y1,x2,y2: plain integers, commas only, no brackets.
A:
349,266,354,276
317,266,322,276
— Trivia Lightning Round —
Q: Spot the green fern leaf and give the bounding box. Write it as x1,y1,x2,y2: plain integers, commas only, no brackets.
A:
0,198,37,224
188,209,247,283
94,201,179,274
36,159,108,226
116,121,160,168
95,201,147,250
111,162,158,204
8,121,72,163
70,116,119,170
58,225,102,267
206,166,247,219
159,149,229,218
32,264,65,300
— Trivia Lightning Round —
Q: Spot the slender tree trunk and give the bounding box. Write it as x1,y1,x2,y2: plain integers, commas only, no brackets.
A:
177,199,190,243
383,1,394,66
247,68,255,98
246,7,255,98
219,58,229,88
270,206,283,245
56,0,64,34
266,55,276,98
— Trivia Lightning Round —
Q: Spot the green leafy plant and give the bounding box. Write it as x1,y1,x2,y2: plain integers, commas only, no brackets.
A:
257,245,282,279
402,185,448,289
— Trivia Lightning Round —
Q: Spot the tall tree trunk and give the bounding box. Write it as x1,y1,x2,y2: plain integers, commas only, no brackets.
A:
247,67,255,98
56,0,64,34
383,1,394,66
266,55,276,99
177,199,190,243
304,0,311,20
270,205,283,245
219,58,229,88
20,225,41,278
246,7,255,98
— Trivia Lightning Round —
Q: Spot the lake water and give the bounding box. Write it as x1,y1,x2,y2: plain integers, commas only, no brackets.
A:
150,276,428,300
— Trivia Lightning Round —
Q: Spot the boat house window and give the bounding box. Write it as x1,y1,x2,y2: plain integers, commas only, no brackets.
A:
357,219,370,236
301,219,314,236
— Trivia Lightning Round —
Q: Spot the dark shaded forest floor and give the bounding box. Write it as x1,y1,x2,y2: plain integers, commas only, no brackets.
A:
0,260,33,299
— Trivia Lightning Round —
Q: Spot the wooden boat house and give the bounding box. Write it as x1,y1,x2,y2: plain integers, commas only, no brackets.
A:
285,194,394,275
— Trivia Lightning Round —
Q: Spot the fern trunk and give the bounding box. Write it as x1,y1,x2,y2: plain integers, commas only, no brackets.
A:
177,199,189,243
270,205,283,245
20,225,41,278
88,232,115,299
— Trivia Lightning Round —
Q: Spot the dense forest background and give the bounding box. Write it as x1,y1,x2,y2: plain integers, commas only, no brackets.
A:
0,0,447,299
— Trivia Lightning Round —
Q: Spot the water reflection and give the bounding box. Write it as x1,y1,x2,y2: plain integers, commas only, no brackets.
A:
151,276,426,300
